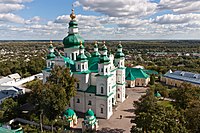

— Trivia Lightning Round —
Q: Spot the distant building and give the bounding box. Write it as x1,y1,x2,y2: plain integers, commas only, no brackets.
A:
161,70,200,87
0,73,43,104
125,68,150,88
0,86,23,104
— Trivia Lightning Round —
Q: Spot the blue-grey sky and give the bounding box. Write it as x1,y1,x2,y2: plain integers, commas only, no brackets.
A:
0,0,200,40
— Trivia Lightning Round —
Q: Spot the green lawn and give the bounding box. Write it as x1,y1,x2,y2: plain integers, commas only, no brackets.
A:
157,100,173,108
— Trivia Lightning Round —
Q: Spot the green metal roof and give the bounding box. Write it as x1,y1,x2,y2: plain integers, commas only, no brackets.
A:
85,109,95,117
115,51,125,58
95,74,113,78
91,51,100,57
79,45,84,49
77,53,87,61
63,33,84,48
73,70,91,74
143,69,158,75
118,44,122,48
69,20,78,28
86,85,96,94
126,67,149,79
99,55,110,63
47,52,56,60
61,55,74,65
154,91,161,97
126,72,136,80
88,57,100,72
102,45,107,51
0,127,23,133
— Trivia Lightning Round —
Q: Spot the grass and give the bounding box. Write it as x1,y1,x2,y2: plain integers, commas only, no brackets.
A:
157,100,173,108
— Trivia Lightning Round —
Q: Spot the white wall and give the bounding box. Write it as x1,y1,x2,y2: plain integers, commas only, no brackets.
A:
64,48,79,61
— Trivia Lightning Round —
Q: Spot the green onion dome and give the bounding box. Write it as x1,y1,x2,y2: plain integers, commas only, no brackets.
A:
92,51,100,57
63,33,85,49
64,108,76,118
47,52,56,60
63,9,85,48
100,55,110,63
115,43,125,58
85,109,94,117
115,51,125,58
77,53,87,61
118,43,122,48
79,44,85,49
102,44,107,51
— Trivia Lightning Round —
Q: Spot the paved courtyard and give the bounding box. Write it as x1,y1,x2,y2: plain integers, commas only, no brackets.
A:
75,87,147,133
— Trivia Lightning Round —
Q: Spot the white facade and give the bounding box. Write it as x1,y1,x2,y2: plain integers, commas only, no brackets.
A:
42,11,126,119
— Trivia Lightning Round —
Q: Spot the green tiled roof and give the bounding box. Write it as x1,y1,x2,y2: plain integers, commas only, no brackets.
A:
126,67,149,80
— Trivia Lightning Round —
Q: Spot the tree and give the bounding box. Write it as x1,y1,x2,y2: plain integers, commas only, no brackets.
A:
0,98,18,122
185,101,200,133
149,74,155,85
29,65,77,132
47,65,77,104
131,90,188,133
170,83,200,109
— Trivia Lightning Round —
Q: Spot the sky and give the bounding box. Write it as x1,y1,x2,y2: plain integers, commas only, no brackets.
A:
1,0,200,40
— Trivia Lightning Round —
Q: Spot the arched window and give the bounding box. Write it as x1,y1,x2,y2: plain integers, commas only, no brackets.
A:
77,98,80,103
77,83,79,89
101,87,104,94
118,94,120,98
101,108,103,113
88,100,92,105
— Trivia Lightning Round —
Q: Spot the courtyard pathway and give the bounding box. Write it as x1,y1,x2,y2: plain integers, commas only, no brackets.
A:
97,87,147,133
75,87,147,133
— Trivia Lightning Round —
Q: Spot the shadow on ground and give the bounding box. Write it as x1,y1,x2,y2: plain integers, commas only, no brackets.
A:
123,109,134,113
97,127,125,133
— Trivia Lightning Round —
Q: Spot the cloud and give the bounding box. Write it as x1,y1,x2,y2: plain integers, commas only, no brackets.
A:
0,13,24,23
0,0,32,4
75,0,157,18
158,0,200,14
151,13,200,24
0,3,24,13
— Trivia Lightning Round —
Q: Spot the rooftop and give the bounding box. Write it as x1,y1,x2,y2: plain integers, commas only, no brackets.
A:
164,70,200,85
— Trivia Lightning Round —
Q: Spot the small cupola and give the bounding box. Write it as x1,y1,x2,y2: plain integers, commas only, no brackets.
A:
91,41,100,57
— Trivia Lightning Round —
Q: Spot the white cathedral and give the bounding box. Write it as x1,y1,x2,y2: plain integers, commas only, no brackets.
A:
42,9,126,119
